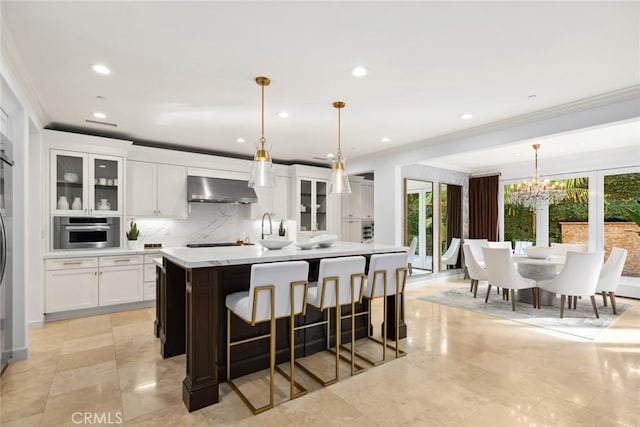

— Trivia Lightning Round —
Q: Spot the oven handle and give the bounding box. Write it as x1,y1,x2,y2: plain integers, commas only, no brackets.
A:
0,211,7,285
64,225,110,231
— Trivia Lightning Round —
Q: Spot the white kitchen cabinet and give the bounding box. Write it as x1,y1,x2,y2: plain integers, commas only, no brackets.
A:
361,182,374,219
126,161,187,219
341,219,362,243
251,175,290,219
143,254,159,301
341,181,361,219
51,149,123,216
45,257,99,313
297,178,328,235
98,255,143,306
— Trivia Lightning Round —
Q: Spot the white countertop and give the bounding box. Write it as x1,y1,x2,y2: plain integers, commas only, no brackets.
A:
161,241,407,269
43,248,162,259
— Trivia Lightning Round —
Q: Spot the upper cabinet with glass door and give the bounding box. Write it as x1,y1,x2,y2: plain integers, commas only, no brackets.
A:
51,149,123,216
298,178,328,235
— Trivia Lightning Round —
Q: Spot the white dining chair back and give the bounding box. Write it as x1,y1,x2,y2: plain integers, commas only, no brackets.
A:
595,247,627,314
441,237,461,267
309,256,366,309
481,247,536,291
463,243,487,282
365,253,408,298
465,239,489,265
542,251,604,297
246,261,309,323
486,241,512,250
551,242,587,256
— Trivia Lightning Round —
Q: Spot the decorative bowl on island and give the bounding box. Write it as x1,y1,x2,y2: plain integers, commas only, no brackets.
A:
312,234,338,248
524,246,554,259
259,239,292,250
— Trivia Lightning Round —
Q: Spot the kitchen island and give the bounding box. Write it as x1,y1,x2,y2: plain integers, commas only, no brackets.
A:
159,242,407,412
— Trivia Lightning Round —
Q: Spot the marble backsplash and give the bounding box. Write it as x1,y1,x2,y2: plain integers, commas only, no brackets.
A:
129,203,295,248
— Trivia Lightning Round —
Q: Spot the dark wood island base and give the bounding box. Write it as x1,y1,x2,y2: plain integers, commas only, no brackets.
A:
157,244,407,412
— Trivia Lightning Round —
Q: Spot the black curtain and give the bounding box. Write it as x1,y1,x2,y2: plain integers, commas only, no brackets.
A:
469,175,499,241
446,185,463,267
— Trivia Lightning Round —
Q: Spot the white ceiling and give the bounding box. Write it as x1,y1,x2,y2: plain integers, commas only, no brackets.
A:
2,1,639,165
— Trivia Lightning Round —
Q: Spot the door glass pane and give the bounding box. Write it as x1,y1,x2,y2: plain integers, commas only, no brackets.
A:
404,179,433,275
316,181,327,232
549,177,589,246
300,179,312,232
504,183,535,247
604,172,640,278
56,154,83,210
94,158,118,212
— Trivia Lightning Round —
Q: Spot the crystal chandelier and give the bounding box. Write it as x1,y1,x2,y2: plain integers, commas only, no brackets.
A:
510,144,566,209
329,101,351,194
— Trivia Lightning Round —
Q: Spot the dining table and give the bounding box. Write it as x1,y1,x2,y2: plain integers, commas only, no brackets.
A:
512,254,566,306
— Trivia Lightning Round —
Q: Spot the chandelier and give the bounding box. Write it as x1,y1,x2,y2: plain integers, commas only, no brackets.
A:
510,144,566,209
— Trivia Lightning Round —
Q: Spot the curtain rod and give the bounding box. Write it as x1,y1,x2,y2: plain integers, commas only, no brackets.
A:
470,172,502,178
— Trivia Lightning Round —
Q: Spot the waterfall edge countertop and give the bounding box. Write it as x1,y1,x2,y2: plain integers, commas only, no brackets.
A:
160,241,408,269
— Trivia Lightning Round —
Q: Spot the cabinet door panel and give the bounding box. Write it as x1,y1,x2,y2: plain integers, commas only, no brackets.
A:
361,183,374,219
157,164,187,218
126,161,156,216
46,267,98,313
272,175,290,219
99,265,143,306
92,155,122,215
51,150,89,215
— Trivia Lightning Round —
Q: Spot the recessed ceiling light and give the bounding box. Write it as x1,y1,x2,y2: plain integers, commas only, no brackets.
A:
93,112,107,119
276,111,289,118
460,113,473,120
236,138,245,143
351,66,368,77
327,153,334,159
92,64,111,75
528,94,537,99
381,137,391,143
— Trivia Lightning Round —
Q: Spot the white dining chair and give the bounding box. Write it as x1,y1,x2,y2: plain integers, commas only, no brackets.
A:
481,247,538,311
464,239,489,268
537,251,604,318
485,241,513,250
463,243,487,298
596,247,628,315
441,237,461,269
406,236,418,276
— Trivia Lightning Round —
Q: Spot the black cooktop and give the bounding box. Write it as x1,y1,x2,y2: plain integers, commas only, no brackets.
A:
186,243,238,248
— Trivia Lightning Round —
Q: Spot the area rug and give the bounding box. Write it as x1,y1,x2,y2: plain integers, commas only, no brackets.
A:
419,284,628,341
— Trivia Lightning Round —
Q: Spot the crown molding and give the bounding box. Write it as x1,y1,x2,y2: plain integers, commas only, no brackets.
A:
355,86,640,163
1,16,49,124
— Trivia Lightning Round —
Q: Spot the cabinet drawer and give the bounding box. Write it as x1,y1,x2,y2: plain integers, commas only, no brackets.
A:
100,255,143,267
46,257,99,271
144,265,156,282
144,253,160,264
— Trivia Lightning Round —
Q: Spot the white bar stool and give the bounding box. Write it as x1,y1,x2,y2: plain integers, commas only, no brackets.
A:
353,253,408,366
296,256,367,385
225,260,309,414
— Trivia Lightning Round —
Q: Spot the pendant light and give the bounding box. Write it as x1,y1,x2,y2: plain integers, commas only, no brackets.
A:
248,76,275,188
329,101,351,194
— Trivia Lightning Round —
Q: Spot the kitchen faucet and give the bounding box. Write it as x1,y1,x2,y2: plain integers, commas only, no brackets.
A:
261,213,272,240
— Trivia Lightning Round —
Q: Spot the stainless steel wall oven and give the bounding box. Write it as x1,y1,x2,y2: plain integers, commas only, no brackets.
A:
53,217,120,250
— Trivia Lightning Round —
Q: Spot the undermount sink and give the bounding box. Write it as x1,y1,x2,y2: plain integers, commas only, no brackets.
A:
259,239,292,250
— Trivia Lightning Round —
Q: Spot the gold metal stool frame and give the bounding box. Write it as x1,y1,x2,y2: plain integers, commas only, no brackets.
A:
226,280,308,415
347,266,408,366
292,272,367,386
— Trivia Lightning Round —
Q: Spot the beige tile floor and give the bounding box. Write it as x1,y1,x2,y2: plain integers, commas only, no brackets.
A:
1,278,639,426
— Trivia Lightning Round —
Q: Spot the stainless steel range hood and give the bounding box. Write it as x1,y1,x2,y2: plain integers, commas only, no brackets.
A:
187,175,258,204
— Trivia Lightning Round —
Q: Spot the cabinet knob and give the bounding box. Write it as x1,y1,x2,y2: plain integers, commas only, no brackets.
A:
99,271,103,275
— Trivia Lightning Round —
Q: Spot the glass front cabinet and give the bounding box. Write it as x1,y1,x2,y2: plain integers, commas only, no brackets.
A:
297,178,328,235
51,149,123,216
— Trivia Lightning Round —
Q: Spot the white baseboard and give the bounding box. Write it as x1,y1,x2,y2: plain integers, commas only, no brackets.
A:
9,346,28,362
28,319,44,330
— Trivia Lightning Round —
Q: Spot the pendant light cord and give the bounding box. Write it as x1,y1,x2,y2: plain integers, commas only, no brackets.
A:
260,82,266,148
337,106,342,159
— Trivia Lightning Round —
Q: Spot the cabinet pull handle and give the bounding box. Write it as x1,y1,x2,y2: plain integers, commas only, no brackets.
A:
99,271,103,275
94,272,97,276
63,261,83,266
113,259,131,263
